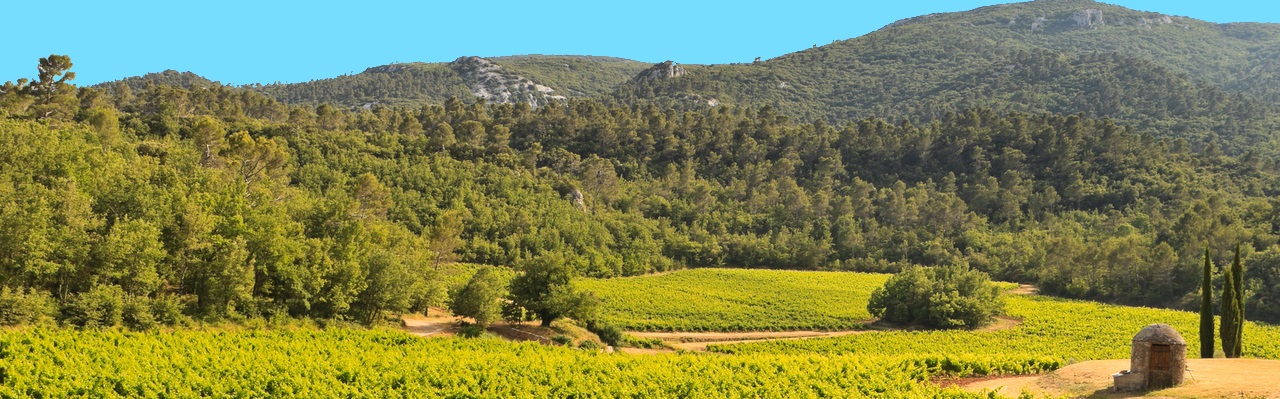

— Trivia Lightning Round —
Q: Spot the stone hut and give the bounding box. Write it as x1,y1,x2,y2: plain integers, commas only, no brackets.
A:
1113,323,1187,391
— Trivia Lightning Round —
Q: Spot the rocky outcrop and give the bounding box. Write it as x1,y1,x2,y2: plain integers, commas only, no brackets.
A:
449,56,566,107
1023,9,1183,33
634,61,686,82
1070,9,1105,28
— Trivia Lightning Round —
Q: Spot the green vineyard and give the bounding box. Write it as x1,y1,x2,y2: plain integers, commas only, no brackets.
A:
579,269,891,331
712,294,1280,362
3,269,1279,398
0,328,991,398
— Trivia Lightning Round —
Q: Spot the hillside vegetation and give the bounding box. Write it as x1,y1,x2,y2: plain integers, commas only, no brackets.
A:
620,10,1280,153
6,52,1280,325
249,55,650,108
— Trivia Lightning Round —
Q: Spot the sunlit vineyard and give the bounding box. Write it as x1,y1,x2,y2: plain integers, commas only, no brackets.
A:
579,269,891,331
711,295,1280,362
3,268,1280,398
0,328,994,398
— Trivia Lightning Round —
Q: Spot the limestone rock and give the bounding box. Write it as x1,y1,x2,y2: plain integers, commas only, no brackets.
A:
449,56,565,108
634,61,686,82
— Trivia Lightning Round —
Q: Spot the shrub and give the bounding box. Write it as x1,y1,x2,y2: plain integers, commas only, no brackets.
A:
458,325,486,338
63,285,127,328
585,320,623,347
501,301,531,323
448,267,507,327
577,340,601,351
867,265,1004,329
122,296,157,330
551,335,573,346
0,287,55,326
151,294,192,326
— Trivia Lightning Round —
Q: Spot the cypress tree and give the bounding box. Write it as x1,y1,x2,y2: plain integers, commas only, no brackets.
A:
1199,247,1214,358
1221,252,1237,358
1230,244,1245,357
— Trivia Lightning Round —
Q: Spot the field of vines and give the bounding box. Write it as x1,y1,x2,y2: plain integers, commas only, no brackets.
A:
578,269,891,331
711,295,1280,363
5,269,1280,398
0,328,998,398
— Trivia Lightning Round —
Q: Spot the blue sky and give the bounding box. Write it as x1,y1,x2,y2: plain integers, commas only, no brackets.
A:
2,0,1276,86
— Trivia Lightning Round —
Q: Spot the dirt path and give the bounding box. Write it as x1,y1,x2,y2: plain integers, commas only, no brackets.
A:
1009,284,1038,295
958,358,1280,398
401,312,459,337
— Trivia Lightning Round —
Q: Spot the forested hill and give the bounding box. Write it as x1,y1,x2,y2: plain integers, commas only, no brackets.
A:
95,70,217,92
882,0,1280,103
619,0,1280,154
7,54,1280,324
249,55,651,108
94,2,1280,154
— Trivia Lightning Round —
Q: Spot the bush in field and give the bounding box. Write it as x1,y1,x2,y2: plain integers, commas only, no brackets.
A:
868,265,1003,329
449,267,508,327
585,320,623,347
0,287,55,325
63,285,127,328
509,253,599,327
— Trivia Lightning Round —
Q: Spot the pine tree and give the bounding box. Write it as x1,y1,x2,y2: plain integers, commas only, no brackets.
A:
1221,250,1237,358
1199,247,1214,358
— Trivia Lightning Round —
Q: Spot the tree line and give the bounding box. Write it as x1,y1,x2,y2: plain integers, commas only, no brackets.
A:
4,55,1280,327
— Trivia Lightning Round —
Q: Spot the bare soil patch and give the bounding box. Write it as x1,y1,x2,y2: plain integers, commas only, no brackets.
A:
958,358,1280,398
400,308,460,337
1009,284,1039,295
488,322,556,345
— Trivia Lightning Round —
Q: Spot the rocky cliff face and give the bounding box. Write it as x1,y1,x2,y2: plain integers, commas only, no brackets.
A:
1069,9,1104,28
1020,8,1187,32
634,61,686,82
449,56,566,107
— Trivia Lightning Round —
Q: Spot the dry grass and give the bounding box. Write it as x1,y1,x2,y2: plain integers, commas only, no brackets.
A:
959,358,1280,398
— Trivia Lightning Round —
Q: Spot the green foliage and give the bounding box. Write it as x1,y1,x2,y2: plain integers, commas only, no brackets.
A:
1200,247,1215,358
1222,245,1246,357
8,49,1280,329
121,295,157,330
94,70,216,92
508,253,599,327
618,2,1280,155
868,266,1004,329
457,324,486,338
5,292,1280,397
0,328,1011,398
581,269,888,331
448,266,508,327
576,339,601,351
250,56,649,108
62,285,126,328
0,287,54,326
584,320,623,347
550,334,573,346
713,295,1280,364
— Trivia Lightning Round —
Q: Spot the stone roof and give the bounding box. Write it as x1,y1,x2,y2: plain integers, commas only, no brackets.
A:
1132,323,1187,345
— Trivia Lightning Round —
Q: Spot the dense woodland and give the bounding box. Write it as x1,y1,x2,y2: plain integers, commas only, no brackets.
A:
4,51,1280,327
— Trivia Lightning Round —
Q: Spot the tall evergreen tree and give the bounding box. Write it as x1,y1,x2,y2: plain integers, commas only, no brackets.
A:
1230,245,1245,357
1200,247,1214,358
1221,251,1238,358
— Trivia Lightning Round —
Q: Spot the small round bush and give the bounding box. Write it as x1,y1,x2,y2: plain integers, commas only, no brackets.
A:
457,325,486,338
868,265,1004,329
0,287,55,326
